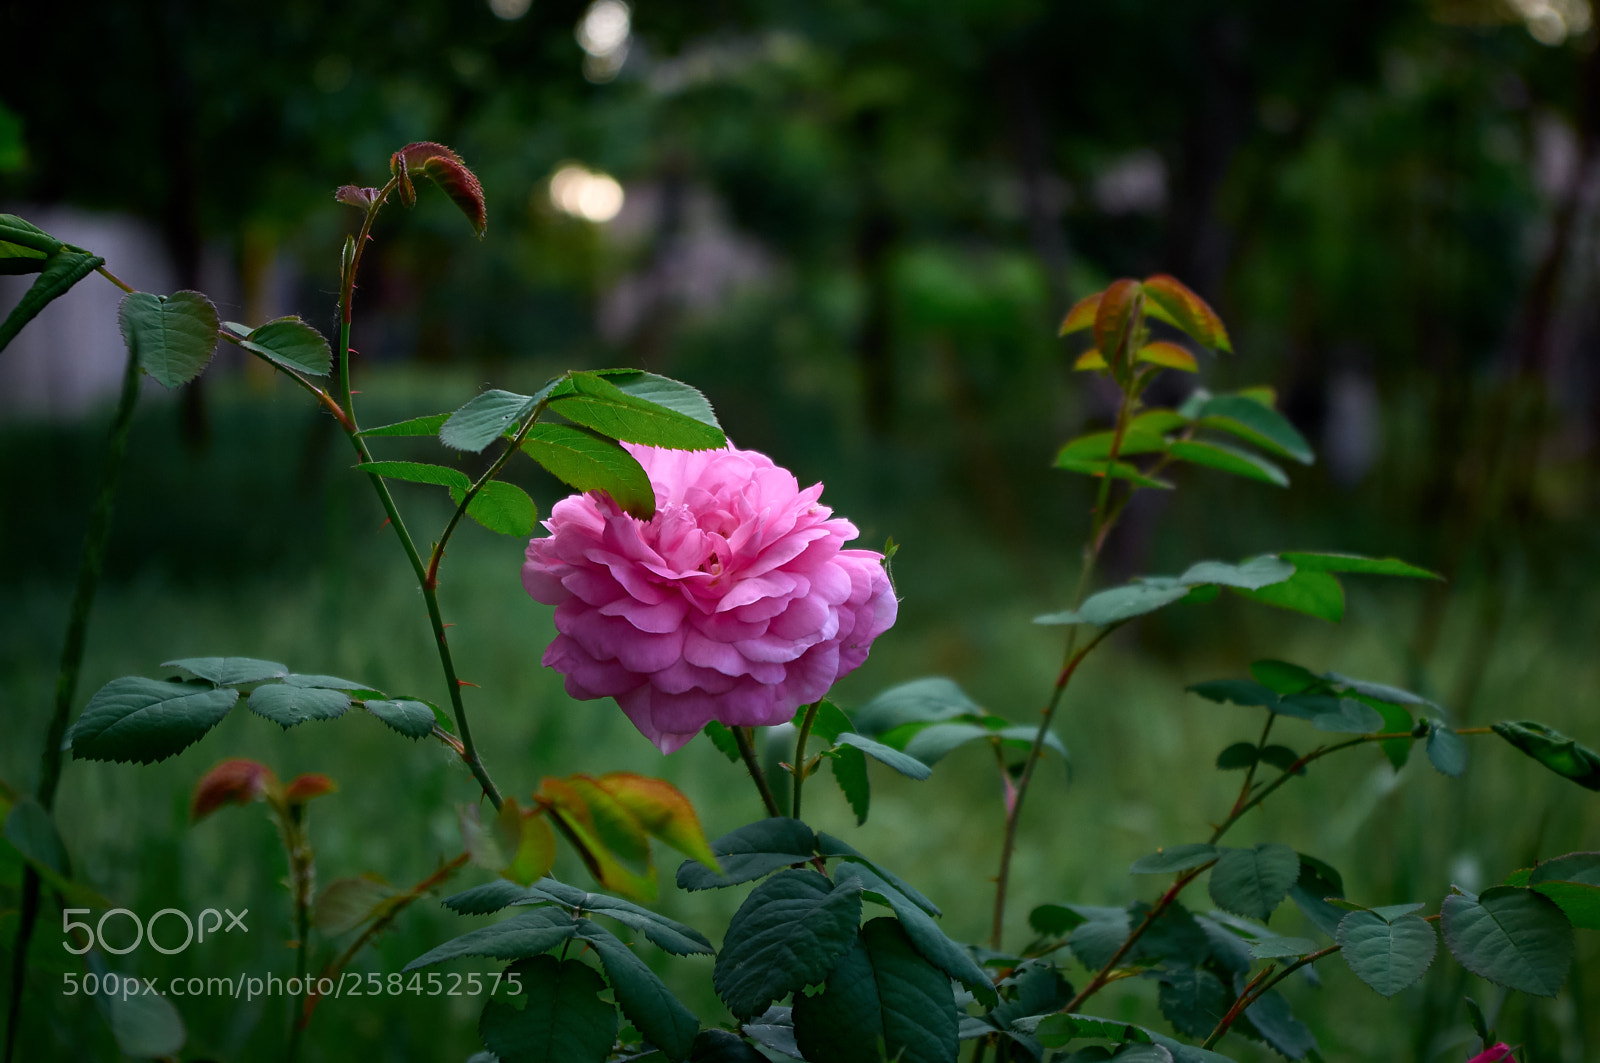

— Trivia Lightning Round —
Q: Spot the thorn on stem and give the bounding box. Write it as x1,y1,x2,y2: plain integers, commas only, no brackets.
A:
457,679,479,688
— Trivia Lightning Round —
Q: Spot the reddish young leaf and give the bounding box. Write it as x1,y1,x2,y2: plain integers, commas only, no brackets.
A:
335,185,382,211
563,776,651,867
284,773,338,805
595,772,720,871
1092,279,1143,363
1142,274,1231,352
1137,340,1199,373
390,152,416,208
495,798,557,886
1058,292,1102,336
421,155,487,238
392,141,465,173
191,758,278,821
1072,349,1108,372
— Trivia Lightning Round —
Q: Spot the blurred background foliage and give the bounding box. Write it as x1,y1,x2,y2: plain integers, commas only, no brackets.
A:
2,0,1598,1058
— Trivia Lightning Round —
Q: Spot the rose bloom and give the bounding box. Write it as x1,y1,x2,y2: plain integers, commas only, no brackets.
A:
522,442,898,753
1467,1046,1515,1063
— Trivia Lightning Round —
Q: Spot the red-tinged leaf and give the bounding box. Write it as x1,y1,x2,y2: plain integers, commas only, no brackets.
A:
1073,349,1108,371
595,772,720,871
1142,274,1231,352
538,777,657,901
1137,340,1199,372
191,758,279,821
284,773,338,805
1093,278,1143,362
390,152,416,208
563,776,651,867
421,155,487,238
495,798,558,886
393,140,465,173
335,185,381,211
1059,292,1102,336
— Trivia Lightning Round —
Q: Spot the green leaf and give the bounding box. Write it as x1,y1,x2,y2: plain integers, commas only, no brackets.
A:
1038,557,1294,627
1527,853,1600,930
404,907,578,970
284,673,380,693
548,371,726,451
0,250,104,353
677,818,817,891
1157,968,1229,1039
444,880,541,915
1188,680,1282,710
1278,552,1440,580
1335,909,1437,997
702,721,742,763
521,422,657,519
1230,568,1345,622
1029,904,1087,937
0,214,63,255
713,869,863,1018
442,389,539,452
162,656,287,685
1195,395,1313,464
574,920,699,1062
356,460,471,491
1178,557,1296,589
815,835,942,916
854,678,981,735
1248,936,1319,960
1491,721,1600,791
1068,906,1132,969
364,699,437,739
450,480,539,537
479,955,616,1063
689,1030,767,1062
1055,430,1170,461
1324,671,1434,707
1426,722,1468,777
1259,745,1302,772
314,875,398,935
1055,456,1174,490
791,917,958,1063
1287,855,1346,937
358,413,449,438
235,316,332,376
94,960,187,1059
1130,844,1218,874
836,733,932,780
1441,886,1574,997
67,677,238,763
529,879,714,955
1308,698,1385,735
1234,980,1316,1060
833,863,996,1007
1250,660,1329,695
1208,844,1300,921
1168,439,1288,487
4,799,69,876
1464,996,1492,1045
1215,743,1259,770
119,290,219,388
247,683,351,728
594,370,722,430
829,744,871,825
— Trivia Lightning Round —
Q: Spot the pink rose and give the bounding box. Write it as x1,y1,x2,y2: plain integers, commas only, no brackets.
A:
1468,1046,1515,1063
522,442,898,753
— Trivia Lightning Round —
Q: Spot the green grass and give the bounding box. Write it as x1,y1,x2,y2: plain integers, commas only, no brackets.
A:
2,368,1597,1060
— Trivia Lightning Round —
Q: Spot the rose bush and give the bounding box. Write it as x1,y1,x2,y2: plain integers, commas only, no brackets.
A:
522,441,898,752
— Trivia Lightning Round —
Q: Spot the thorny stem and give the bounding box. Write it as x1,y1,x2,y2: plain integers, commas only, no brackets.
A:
990,339,1145,950
1200,944,1340,1050
736,727,782,818
299,852,471,1029
791,701,822,820
1229,714,1277,820
317,181,502,809
5,328,142,1063
1060,863,1214,1014
1061,725,1495,1015
282,805,315,1063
